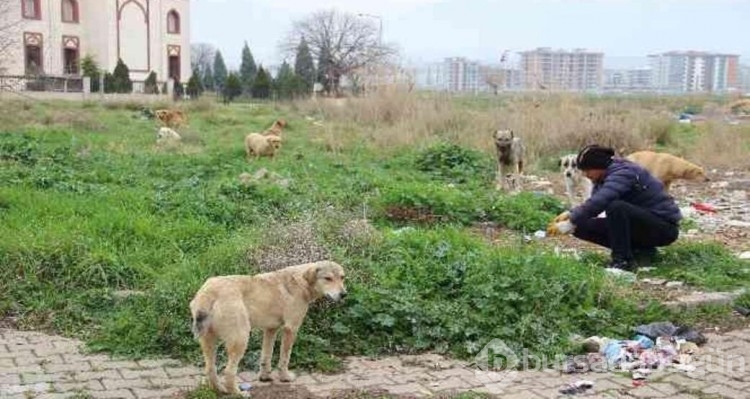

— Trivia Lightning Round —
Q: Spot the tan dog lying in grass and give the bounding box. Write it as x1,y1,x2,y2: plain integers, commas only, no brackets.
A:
245,133,282,160
189,261,347,394
154,109,187,128
626,150,710,192
264,119,287,137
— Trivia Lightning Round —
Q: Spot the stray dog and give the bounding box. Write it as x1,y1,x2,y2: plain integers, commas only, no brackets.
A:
245,133,282,160
264,119,287,137
189,261,347,394
559,154,592,205
155,109,187,128
493,129,525,191
626,150,710,192
156,127,181,142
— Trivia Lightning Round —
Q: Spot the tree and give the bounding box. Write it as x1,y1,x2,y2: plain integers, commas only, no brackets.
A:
80,55,101,92
213,51,228,90
186,67,204,98
202,65,214,91
223,73,242,103
0,1,22,74
239,42,258,94
173,78,184,100
283,9,396,96
103,72,115,93
251,66,271,99
316,45,333,94
191,43,216,74
274,61,296,100
111,58,133,93
144,71,159,94
480,65,504,96
294,38,315,94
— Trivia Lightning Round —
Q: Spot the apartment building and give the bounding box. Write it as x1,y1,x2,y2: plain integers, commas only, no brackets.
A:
648,51,739,93
443,57,485,93
0,0,191,81
417,57,489,93
741,65,750,94
519,48,604,91
604,68,653,91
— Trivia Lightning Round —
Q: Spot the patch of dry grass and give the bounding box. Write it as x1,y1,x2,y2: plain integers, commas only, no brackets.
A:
293,90,750,170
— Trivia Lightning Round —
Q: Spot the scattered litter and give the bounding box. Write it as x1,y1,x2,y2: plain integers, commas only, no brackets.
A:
691,202,717,213
638,267,656,273
632,335,655,349
559,380,594,395
566,321,707,384
665,281,684,288
534,230,547,239
239,382,253,391
673,364,697,373
679,342,699,355
634,322,707,345
632,380,646,387
631,369,652,380
734,305,750,317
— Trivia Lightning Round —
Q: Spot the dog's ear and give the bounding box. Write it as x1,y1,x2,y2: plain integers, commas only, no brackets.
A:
510,130,514,138
558,158,563,167
305,265,320,285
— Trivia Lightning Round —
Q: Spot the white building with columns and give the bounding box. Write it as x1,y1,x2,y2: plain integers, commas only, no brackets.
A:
0,0,190,83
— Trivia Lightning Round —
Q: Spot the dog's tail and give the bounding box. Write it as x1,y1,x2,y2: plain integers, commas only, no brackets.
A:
189,293,215,339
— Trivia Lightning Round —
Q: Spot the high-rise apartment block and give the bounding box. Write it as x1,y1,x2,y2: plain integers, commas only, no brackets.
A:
418,57,488,93
741,65,750,94
648,51,739,93
519,48,604,91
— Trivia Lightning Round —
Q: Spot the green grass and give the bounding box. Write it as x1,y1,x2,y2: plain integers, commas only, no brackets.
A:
0,99,747,376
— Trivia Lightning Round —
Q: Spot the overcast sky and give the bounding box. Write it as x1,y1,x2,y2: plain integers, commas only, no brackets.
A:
192,0,749,70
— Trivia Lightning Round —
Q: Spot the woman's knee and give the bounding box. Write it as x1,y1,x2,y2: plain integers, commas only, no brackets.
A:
605,200,628,214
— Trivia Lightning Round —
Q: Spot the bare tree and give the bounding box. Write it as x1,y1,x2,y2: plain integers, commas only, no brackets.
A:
191,43,216,73
0,1,22,75
283,9,397,96
480,66,504,96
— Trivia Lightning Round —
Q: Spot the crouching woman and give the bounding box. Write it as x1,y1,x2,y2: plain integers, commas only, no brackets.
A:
548,145,682,272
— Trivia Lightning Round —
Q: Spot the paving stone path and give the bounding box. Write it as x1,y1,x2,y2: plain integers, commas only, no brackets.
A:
2,327,750,398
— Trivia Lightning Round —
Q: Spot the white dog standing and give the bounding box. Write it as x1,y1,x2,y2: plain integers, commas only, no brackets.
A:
559,154,592,206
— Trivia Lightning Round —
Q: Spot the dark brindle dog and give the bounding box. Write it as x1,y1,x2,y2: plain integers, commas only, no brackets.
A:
493,129,525,191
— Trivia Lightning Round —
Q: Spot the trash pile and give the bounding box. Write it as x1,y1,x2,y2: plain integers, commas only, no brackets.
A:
564,322,707,383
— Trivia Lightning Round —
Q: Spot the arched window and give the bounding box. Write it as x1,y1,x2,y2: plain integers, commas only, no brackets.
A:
167,10,180,34
22,0,41,19
61,0,79,23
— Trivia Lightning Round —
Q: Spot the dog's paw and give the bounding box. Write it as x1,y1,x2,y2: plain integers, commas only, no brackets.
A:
258,373,274,382
278,371,296,383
